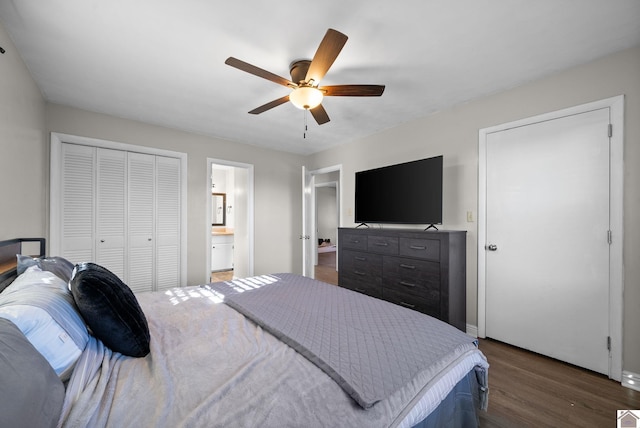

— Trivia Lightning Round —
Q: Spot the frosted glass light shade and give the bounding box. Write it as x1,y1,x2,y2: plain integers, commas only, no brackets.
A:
289,86,323,110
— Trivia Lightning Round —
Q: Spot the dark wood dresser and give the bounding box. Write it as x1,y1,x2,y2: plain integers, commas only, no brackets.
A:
337,227,467,331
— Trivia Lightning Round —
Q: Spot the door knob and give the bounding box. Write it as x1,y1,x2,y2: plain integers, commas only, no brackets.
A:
486,244,498,251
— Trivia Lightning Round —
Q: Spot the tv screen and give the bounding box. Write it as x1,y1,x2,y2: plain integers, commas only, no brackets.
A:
355,155,443,225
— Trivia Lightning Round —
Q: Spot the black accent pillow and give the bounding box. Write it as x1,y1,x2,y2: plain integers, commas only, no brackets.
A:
0,318,65,428
69,262,150,357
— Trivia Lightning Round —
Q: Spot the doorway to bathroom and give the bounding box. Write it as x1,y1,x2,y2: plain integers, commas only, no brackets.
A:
207,158,254,282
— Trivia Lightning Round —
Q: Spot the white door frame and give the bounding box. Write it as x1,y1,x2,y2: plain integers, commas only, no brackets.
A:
477,95,624,381
207,158,254,281
302,164,342,277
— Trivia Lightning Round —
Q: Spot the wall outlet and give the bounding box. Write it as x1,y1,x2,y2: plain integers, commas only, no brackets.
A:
466,211,474,222
347,208,353,217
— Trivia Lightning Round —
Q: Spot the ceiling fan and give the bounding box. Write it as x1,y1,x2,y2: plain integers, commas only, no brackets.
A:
224,28,385,125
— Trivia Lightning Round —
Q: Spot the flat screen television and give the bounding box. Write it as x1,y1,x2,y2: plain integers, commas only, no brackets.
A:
355,155,443,226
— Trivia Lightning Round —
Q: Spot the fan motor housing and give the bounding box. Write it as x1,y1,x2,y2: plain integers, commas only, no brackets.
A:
289,60,311,84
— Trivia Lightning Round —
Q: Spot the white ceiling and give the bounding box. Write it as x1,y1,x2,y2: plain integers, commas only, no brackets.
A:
1,1,639,155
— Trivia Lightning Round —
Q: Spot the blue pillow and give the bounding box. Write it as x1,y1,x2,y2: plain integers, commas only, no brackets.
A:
0,267,89,380
69,262,150,357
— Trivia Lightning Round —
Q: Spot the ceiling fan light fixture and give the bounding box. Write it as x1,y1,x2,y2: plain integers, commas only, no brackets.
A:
289,86,323,110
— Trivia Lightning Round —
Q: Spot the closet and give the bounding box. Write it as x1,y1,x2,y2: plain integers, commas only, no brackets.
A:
50,135,185,293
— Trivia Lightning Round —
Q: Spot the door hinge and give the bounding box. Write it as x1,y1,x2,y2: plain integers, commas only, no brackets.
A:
607,230,612,245
607,336,611,351
608,124,613,138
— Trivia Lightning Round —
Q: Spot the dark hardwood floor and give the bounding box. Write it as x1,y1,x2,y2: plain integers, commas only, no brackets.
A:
315,250,338,285
210,269,233,282
477,338,640,427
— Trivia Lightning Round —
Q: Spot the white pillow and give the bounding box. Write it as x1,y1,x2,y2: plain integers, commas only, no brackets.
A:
0,266,89,380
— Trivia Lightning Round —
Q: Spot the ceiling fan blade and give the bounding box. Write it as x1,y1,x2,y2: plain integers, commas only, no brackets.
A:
305,29,348,84
310,104,330,125
321,85,385,97
225,57,294,88
248,95,290,114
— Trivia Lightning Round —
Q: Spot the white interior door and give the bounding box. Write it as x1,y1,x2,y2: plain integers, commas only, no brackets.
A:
155,155,181,290
128,152,155,293
59,143,95,263
302,165,343,278
302,166,315,278
484,108,611,375
96,148,126,279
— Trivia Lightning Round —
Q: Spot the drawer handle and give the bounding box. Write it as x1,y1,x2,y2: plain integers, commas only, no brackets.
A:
374,242,389,247
351,240,360,244
354,270,366,276
400,281,416,288
399,301,415,309
400,263,416,270
409,245,426,250
355,256,366,261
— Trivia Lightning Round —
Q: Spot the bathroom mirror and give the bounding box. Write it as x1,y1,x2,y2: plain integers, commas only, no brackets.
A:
212,193,226,226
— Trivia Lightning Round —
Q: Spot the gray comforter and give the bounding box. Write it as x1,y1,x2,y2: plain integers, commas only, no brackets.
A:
216,273,480,409
59,274,488,428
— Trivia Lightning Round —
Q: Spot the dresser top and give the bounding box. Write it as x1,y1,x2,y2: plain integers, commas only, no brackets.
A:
339,227,466,235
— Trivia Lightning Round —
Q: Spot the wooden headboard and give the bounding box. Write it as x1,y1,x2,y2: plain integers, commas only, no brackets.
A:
0,238,46,288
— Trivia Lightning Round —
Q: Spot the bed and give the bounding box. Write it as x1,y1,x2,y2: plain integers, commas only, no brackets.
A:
0,237,488,428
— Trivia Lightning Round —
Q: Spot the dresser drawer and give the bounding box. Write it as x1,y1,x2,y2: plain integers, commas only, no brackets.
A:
382,255,441,318
341,233,367,251
399,237,440,260
342,249,381,270
383,256,440,289
383,287,440,318
367,235,398,255
340,250,382,298
342,277,383,299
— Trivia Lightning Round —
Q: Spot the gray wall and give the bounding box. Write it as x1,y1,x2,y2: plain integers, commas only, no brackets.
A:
307,45,640,374
0,23,47,239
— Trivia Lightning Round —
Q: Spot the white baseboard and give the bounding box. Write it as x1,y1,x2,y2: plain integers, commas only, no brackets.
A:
466,324,478,338
622,370,640,392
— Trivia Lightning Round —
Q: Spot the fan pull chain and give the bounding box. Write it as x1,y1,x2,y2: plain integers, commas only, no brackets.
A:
303,109,308,139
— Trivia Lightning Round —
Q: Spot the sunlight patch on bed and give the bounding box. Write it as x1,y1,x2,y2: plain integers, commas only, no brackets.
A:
226,274,279,293
164,287,225,305
162,275,280,305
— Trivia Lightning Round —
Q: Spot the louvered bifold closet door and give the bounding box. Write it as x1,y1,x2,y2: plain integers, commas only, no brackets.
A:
128,152,155,293
155,156,181,291
61,144,95,263
96,149,127,280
